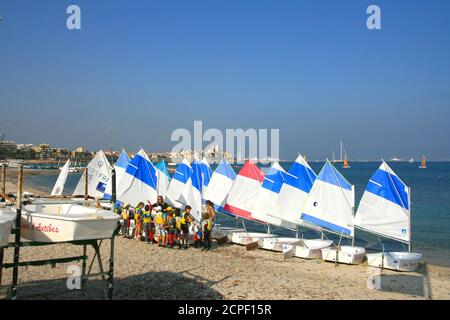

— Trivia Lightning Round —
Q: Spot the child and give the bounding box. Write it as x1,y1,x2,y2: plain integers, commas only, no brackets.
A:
155,207,167,246
179,205,192,250
121,203,130,238
134,202,144,240
202,212,214,251
166,208,177,248
142,205,153,244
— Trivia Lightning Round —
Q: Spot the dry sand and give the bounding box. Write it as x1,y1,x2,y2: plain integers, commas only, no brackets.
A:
1,170,450,300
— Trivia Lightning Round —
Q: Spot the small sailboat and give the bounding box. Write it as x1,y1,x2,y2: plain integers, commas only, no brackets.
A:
252,162,303,251
343,157,350,169
419,155,427,169
277,155,333,259
51,159,70,196
354,161,422,271
17,201,119,242
224,160,275,245
104,149,131,199
203,160,236,213
301,160,365,264
116,149,158,207
72,150,112,199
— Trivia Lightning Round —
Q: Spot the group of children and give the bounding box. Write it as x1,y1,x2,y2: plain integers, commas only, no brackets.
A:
117,196,216,251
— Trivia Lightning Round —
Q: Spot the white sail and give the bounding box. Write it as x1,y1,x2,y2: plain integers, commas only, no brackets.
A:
51,159,70,196
252,162,286,226
203,160,236,212
354,161,410,243
73,150,112,198
277,155,317,227
104,149,131,199
165,159,193,208
301,160,355,237
116,149,158,207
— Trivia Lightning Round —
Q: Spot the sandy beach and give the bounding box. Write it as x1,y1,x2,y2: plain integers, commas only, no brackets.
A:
1,171,450,300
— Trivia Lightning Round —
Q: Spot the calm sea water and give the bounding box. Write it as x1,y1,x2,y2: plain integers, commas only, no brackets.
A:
24,161,450,266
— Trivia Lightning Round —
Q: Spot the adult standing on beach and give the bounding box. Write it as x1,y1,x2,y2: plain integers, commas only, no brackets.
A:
151,195,168,213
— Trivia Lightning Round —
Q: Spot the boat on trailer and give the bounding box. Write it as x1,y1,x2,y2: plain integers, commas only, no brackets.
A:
354,161,422,271
18,201,119,243
300,160,365,264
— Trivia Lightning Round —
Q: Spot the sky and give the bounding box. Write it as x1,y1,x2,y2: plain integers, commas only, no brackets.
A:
0,0,449,160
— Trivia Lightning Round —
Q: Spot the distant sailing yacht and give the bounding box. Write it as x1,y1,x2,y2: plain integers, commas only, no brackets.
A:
419,155,427,169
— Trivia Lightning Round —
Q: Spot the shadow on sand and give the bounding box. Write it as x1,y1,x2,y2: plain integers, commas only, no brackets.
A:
376,263,432,299
1,270,225,300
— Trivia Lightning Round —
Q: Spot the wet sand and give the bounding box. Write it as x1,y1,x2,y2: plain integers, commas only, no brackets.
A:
1,170,450,300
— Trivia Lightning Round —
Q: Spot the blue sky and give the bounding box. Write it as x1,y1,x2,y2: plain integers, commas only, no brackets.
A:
0,0,449,160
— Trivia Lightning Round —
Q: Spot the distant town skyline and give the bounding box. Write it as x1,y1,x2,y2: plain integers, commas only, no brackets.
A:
1,1,450,160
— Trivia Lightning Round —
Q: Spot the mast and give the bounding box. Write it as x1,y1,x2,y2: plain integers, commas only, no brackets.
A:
408,187,411,253
340,140,343,162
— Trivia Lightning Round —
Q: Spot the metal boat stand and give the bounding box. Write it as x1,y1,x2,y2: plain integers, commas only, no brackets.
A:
0,235,115,300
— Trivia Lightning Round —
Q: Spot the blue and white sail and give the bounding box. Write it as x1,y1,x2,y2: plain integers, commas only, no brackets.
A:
301,160,355,237
116,149,158,206
277,155,317,227
155,160,171,199
51,159,70,196
252,162,287,226
185,158,203,222
165,159,193,208
354,161,410,243
200,157,213,195
203,160,236,213
73,150,112,198
104,149,131,199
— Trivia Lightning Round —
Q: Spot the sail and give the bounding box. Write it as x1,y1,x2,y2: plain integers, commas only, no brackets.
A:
165,159,193,208
354,161,410,243
155,160,171,199
203,160,236,213
301,161,355,236
252,162,287,226
116,149,158,207
200,157,213,193
104,149,131,199
277,155,317,227
51,159,70,196
184,159,203,222
224,160,265,220
73,150,112,198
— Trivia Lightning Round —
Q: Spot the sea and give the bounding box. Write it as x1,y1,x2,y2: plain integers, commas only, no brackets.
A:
24,161,450,267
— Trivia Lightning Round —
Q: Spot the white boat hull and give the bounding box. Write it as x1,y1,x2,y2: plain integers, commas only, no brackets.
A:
321,245,366,265
19,203,119,243
292,239,333,259
227,232,275,245
366,252,422,272
0,208,16,246
258,237,302,252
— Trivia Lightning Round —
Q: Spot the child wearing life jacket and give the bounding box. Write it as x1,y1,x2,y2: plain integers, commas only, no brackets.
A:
121,203,130,237
174,209,182,248
155,207,167,246
134,202,144,240
142,204,153,244
165,208,177,248
180,205,192,250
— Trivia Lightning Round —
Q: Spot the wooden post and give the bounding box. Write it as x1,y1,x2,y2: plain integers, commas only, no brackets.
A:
11,164,23,299
1,165,5,197
84,167,88,202
107,236,115,300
